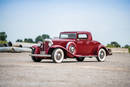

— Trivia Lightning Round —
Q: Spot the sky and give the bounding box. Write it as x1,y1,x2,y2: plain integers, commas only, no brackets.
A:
0,0,130,46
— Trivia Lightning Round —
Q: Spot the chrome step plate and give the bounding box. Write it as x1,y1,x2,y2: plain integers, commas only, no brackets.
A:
29,54,51,57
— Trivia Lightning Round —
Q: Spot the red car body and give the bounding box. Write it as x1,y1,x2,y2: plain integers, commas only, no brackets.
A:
30,31,112,63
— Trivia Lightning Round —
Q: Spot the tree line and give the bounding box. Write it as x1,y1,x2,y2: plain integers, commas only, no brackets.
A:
16,34,50,43
0,32,130,49
106,41,130,48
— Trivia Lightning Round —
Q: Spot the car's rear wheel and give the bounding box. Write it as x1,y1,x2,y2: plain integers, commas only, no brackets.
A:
76,57,85,62
31,48,42,62
52,48,64,63
96,48,106,62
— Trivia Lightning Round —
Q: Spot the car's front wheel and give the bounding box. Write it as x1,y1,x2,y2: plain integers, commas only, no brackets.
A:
31,48,42,62
96,48,106,62
76,57,85,62
52,48,64,63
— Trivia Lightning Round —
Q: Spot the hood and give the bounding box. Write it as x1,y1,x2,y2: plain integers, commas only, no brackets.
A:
52,38,76,47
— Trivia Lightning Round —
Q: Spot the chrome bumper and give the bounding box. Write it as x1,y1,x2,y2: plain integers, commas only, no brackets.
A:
108,48,112,55
29,51,51,57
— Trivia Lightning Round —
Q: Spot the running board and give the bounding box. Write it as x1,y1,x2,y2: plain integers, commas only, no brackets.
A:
87,56,97,58
30,54,97,58
75,55,97,58
29,54,51,57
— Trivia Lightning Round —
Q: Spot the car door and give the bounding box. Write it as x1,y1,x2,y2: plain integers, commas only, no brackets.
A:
76,33,90,55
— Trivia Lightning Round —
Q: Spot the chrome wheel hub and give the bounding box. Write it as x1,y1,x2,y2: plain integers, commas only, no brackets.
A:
100,51,105,59
56,51,62,60
69,46,75,54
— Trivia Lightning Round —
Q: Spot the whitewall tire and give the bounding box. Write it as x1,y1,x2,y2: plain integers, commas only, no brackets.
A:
52,48,64,63
96,48,106,62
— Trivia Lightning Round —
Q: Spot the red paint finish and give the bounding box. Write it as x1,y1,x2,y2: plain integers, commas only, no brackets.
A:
32,45,40,54
32,31,112,58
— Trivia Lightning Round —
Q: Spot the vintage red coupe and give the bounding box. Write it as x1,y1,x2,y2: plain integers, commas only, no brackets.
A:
30,31,112,63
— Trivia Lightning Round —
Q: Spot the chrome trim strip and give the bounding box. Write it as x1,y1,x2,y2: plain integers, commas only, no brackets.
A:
29,54,51,57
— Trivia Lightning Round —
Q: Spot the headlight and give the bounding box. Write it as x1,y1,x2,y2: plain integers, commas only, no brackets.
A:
45,39,53,47
37,43,41,47
48,42,53,47
37,41,42,47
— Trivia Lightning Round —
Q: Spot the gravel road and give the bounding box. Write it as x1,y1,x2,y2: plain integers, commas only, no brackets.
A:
0,53,130,87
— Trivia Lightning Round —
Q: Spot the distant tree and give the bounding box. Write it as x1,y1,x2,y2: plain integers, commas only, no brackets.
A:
123,44,129,48
35,34,50,43
123,44,130,53
16,39,23,42
35,35,43,43
111,41,120,48
24,38,28,42
27,38,34,43
0,32,7,41
8,41,12,47
106,41,120,48
42,34,50,40
24,38,34,43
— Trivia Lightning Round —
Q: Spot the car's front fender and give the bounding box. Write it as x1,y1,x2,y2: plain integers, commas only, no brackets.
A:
31,45,40,54
48,45,75,58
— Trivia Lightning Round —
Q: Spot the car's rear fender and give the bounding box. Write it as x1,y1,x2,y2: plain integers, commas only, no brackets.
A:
97,45,111,56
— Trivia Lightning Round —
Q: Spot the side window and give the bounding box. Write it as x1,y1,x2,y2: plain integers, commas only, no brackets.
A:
78,34,88,39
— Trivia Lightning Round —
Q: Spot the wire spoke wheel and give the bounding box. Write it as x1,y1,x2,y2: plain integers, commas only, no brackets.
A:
52,48,64,63
97,48,106,62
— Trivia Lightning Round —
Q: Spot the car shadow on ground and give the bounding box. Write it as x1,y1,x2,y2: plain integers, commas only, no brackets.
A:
39,60,99,64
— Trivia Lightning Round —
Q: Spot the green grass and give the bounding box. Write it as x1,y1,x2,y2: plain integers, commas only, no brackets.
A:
128,47,130,53
0,41,7,44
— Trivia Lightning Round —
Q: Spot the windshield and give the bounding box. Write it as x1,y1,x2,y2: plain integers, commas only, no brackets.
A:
60,33,76,39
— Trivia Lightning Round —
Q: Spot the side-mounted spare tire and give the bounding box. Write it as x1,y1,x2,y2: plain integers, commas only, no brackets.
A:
66,42,76,55
31,48,42,62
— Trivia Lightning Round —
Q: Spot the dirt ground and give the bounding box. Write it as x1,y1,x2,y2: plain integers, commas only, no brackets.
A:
0,53,130,87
